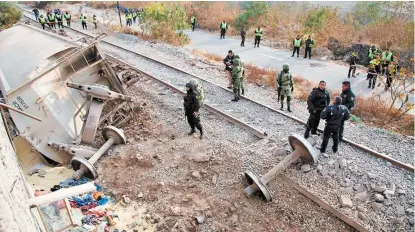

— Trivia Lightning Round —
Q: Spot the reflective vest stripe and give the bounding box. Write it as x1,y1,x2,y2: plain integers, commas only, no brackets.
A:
369,48,378,59
294,39,301,47
382,52,392,61
308,39,313,48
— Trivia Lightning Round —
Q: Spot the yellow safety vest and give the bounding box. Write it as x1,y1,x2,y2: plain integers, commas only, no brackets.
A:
221,23,227,29
191,16,195,23
48,14,55,21
255,29,262,37
382,52,393,62
294,39,301,47
39,18,46,23
80,16,86,22
369,48,378,59
93,16,97,23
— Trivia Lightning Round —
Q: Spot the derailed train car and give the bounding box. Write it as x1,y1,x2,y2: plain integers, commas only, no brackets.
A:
0,24,135,164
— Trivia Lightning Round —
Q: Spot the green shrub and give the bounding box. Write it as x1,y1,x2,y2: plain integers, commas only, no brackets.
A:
302,7,336,33
235,2,270,30
0,2,22,30
142,3,189,45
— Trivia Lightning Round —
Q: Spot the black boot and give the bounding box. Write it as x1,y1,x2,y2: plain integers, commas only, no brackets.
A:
188,129,196,135
304,130,310,139
280,101,284,110
287,96,292,112
199,130,203,139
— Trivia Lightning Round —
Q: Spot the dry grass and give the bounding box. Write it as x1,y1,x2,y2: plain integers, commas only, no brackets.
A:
361,19,414,51
192,49,223,63
244,64,277,87
194,50,414,135
183,2,239,32
353,96,414,135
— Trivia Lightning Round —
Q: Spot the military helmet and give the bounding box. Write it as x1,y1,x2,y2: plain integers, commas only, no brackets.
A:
233,59,240,66
234,55,240,59
186,82,196,90
283,63,289,70
189,79,198,87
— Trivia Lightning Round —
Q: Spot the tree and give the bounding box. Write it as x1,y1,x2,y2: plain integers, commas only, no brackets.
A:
235,2,270,29
377,64,414,124
352,2,383,26
0,2,22,30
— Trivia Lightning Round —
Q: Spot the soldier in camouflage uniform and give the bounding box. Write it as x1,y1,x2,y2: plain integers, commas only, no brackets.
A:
233,55,245,95
231,59,244,102
276,64,294,112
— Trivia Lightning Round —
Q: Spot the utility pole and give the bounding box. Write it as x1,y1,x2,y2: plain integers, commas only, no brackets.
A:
117,1,122,27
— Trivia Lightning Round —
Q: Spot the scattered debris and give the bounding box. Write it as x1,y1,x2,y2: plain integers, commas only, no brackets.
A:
374,194,384,202
137,192,144,199
195,214,206,224
191,170,202,179
339,195,353,208
300,164,311,173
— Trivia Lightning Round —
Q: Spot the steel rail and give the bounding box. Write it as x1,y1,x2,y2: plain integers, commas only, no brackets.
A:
21,10,414,172
104,55,267,139
281,175,369,232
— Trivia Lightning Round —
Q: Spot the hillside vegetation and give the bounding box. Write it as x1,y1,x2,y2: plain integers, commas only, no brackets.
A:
0,2,22,30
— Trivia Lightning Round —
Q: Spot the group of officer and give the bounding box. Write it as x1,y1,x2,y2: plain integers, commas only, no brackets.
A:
303,80,354,155
125,9,143,26
223,50,245,102
365,47,399,91
34,8,97,30
221,51,355,155
291,35,314,59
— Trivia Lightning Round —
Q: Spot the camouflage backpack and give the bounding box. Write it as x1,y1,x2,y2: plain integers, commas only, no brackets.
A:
189,79,204,107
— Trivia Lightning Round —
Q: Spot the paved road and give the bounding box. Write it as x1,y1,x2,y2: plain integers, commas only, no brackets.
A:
184,30,412,106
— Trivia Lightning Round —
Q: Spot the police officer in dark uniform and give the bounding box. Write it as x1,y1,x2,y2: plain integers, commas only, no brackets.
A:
223,50,235,89
184,82,203,139
304,80,330,138
319,96,350,154
339,81,355,141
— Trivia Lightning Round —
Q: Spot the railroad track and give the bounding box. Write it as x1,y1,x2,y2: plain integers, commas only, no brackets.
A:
16,10,400,232
22,10,414,173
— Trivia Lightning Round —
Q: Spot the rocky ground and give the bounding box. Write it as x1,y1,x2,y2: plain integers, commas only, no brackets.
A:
96,80,352,231
20,7,415,232
99,34,414,232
